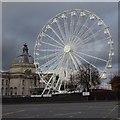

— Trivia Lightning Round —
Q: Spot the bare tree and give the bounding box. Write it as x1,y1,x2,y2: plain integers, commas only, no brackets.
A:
68,64,100,92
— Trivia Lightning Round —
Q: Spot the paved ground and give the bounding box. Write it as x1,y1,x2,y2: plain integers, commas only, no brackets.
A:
2,101,119,118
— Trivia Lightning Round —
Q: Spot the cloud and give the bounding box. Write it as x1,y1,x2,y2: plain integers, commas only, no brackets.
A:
2,0,119,2
2,2,118,73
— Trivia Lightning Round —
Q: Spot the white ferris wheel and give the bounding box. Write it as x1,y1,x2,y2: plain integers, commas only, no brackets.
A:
34,9,114,96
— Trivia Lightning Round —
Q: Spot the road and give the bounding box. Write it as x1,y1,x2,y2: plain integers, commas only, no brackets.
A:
2,101,119,118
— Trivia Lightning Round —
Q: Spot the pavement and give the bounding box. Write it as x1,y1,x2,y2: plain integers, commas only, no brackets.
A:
2,101,119,118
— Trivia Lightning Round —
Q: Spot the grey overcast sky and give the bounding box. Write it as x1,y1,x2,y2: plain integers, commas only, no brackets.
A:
2,2,118,77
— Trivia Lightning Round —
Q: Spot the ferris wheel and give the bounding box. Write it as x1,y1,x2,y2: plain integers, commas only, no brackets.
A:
34,9,114,96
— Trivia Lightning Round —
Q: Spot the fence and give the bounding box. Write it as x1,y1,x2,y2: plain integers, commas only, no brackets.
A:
2,91,120,104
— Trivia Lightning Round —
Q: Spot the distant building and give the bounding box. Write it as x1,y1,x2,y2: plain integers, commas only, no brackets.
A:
99,83,112,90
110,76,120,91
1,44,115,97
1,44,41,96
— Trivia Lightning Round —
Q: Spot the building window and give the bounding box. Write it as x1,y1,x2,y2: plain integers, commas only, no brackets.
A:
9,79,10,84
6,80,8,85
10,87,13,96
14,87,17,95
5,88,8,95
22,87,24,95
1,87,3,95
31,81,32,85
34,79,37,86
22,80,25,85
2,80,4,86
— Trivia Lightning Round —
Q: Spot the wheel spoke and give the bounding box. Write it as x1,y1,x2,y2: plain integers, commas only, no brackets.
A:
82,27,106,44
74,52,101,71
80,20,98,39
45,61,58,73
39,54,62,68
45,33,64,47
42,53,62,80
73,15,90,40
72,53,82,66
45,56,61,73
96,36,112,42
65,59,69,78
40,49,61,52
79,25,90,37
56,21,65,41
41,41,63,49
77,51,107,62
69,52,78,70
39,51,60,60
63,17,70,41
84,36,111,45
58,53,66,68
72,21,98,45
79,48,104,52
71,36,83,46
70,15,74,36
50,26,65,45
77,36,111,50
74,13,81,35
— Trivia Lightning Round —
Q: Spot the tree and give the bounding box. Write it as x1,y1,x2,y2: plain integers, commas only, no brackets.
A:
68,64,100,92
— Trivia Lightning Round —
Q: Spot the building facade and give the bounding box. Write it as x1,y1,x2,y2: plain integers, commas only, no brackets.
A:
110,76,120,92
1,44,41,96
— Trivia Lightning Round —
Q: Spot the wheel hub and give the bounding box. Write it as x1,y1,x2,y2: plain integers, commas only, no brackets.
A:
64,45,71,53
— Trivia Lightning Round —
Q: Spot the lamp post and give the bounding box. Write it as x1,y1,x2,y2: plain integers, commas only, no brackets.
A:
89,64,92,92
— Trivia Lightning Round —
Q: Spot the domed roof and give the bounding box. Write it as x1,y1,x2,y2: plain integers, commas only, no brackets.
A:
13,43,34,64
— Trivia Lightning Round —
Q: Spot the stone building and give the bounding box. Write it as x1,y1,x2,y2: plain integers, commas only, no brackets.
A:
1,44,41,96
